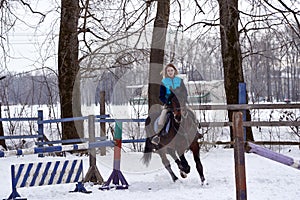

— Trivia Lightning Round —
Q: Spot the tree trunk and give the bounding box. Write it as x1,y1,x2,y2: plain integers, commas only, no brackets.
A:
148,0,170,112
0,102,7,150
58,0,83,140
218,0,254,141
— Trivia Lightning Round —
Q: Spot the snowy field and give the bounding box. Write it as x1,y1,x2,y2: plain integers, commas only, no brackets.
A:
1,103,300,199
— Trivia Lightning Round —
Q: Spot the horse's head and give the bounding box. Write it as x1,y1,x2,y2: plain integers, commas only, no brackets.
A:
170,93,183,123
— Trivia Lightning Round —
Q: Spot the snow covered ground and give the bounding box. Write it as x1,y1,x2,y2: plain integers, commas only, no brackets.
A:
1,146,300,200
1,103,300,199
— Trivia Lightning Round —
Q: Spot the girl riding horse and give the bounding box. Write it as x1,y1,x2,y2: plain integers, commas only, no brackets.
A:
143,70,205,184
152,63,188,145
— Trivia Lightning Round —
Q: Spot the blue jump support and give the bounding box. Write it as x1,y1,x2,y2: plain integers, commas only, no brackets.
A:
99,122,129,190
4,159,91,200
37,110,44,158
238,82,247,140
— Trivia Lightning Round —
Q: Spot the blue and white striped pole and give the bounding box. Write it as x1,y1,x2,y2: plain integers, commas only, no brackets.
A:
5,159,90,200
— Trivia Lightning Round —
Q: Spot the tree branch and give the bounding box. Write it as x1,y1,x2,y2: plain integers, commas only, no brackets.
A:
184,20,219,31
19,0,46,22
193,0,205,14
263,0,300,39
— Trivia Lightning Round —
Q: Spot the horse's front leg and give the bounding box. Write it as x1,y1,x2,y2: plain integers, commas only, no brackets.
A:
158,151,178,182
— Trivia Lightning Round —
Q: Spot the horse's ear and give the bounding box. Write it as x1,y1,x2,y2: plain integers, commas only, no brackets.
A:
169,92,175,99
167,92,175,103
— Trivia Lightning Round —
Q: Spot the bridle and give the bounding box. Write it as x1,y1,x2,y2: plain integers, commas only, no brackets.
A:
170,96,187,124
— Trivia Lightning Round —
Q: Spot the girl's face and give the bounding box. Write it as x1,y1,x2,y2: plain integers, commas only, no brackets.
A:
166,67,175,78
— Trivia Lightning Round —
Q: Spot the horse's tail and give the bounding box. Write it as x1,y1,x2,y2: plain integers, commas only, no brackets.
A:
142,116,156,166
142,137,153,166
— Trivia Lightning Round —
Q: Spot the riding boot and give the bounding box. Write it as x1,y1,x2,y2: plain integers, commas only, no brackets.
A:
151,124,164,145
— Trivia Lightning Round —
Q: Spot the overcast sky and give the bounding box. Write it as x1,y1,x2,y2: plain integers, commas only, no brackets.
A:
3,0,59,73
2,0,299,74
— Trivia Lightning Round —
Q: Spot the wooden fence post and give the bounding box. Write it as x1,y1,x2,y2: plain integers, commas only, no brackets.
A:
100,91,106,156
233,111,247,200
84,115,104,184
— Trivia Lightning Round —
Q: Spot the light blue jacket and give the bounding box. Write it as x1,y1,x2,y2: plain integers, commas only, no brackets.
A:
159,76,187,105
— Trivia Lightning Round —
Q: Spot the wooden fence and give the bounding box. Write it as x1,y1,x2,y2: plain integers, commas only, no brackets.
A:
191,103,300,200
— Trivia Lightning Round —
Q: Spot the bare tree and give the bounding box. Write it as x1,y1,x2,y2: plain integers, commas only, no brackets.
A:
240,0,300,103
148,0,170,110
218,0,254,141
0,0,49,148
1,0,299,146
58,0,83,140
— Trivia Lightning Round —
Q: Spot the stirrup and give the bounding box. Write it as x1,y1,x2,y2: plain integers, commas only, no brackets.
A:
151,135,160,145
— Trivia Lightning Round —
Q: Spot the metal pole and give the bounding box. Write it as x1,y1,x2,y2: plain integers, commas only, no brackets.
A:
233,112,247,200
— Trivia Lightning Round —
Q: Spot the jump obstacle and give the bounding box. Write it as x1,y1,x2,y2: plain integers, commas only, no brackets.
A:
99,122,128,190
231,83,300,200
4,159,90,200
0,140,114,158
247,142,300,170
0,112,147,199
232,111,300,200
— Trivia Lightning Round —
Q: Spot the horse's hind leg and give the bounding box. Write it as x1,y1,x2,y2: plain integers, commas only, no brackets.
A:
190,142,205,184
179,154,191,174
158,152,178,182
167,149,183,169
167,149,190,178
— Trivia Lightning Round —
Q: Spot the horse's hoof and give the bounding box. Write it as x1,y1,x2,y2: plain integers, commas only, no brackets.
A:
173,176,179,182
201,182,209,187
180,170,187,178
201,179,208,187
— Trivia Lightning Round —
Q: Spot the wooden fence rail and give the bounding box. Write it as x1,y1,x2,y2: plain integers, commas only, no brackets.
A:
192,103,300,129
199,121,300,127
190,103,300,110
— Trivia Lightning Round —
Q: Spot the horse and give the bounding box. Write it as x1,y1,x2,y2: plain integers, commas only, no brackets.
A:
142,94,205,185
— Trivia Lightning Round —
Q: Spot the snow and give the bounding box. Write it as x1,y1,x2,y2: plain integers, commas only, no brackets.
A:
1,103,300,199
1,146,300,200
